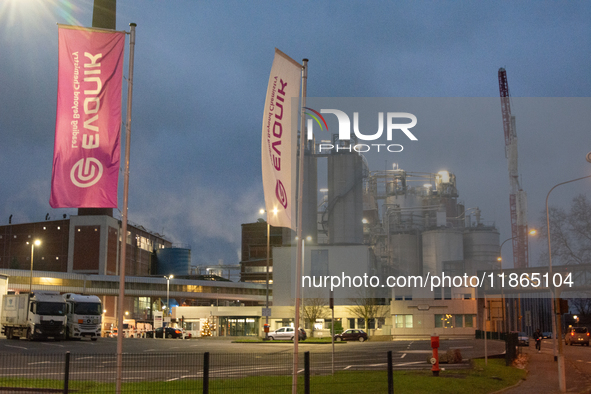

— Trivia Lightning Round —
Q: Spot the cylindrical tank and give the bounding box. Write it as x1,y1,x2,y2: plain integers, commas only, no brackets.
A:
327,153,363,244
155,248,191,276
422,229,463,275
389,232,421,276
463,227,500,276
303,152,318,242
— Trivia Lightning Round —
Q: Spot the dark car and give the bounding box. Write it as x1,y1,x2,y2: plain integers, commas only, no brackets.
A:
299,328,307,341
565,327,590,346
147,327,183,339
334,329,368,342
517,332,529,346
542,332,552,339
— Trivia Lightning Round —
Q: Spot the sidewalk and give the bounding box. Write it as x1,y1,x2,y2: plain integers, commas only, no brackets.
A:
501,345,591,394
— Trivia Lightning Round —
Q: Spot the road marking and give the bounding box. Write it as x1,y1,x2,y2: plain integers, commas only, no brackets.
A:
394,361,428,367
398,350,432,354
401,353,406,358
75,357,94,360
40,343,64,347
4,345,27,350
28,361,52,365
144,349,156,352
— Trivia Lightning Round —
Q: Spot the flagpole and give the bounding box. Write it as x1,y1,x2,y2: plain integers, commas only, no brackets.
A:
116,22,136,394
292,58,308,394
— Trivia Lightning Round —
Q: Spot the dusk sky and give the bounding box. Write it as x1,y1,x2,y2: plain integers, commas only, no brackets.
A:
1,0,590,269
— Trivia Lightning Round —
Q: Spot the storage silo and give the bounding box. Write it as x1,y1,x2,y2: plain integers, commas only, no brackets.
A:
422,229,463,275
155,247,191,276
327,152,363,244
389,231,422,276
302,151,318,243
463,227,500,276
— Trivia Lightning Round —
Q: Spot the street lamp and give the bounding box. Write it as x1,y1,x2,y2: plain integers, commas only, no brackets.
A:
498,229,537,332
28,239,41,293
545,173,591,392
164,275,173,318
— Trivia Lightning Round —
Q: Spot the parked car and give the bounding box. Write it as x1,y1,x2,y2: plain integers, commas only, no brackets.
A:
517,332,529,346
146,327,183,339
334,329,368,342
565,327,590,346
268,327,306,341
542,332,552,339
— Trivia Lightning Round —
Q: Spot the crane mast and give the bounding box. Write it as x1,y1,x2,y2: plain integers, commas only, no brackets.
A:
498,68,529,269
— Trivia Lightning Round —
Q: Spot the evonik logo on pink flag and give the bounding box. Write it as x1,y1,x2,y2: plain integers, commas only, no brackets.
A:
50,25,125,208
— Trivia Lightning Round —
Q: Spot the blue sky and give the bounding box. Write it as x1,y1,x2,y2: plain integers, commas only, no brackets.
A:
1,0,590,268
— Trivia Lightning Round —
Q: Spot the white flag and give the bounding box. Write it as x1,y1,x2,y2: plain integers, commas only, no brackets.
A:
261,49,301,230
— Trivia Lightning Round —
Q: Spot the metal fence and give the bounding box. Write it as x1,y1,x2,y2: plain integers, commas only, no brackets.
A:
0,351,415,393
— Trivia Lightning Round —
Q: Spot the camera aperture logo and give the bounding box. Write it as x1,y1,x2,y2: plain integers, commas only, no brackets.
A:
304,108,417,153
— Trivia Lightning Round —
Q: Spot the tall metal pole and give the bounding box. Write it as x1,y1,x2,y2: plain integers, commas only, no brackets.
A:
29,241,39,293
292,58,308,394
265,221,270,340
116,22,136,394
546,174,591,393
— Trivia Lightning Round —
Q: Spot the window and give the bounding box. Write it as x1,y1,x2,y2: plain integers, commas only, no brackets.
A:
357,318,365,329
395,315,413,328
348,318,355,329
435,314,454,328
455,315,463,328
444,287,451,300
434,287,441,300
464,315,474,328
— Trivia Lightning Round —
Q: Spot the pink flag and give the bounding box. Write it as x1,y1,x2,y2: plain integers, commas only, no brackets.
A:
50,26,125,208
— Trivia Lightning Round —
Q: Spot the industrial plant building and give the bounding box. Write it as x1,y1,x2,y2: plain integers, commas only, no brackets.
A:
0,212,267,332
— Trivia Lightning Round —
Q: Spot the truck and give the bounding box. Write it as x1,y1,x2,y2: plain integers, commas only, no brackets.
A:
1,292,67,340
63,293,102,340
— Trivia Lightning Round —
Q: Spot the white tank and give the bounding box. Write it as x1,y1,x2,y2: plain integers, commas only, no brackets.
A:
389,232,421,276
422,229,463,275
463,227,500,276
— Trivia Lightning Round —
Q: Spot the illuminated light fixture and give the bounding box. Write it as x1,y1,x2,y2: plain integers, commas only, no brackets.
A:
362,218,369,224
438,171,450,183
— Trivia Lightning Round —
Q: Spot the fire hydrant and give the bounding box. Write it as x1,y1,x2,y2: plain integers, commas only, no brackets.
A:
431,335,440,377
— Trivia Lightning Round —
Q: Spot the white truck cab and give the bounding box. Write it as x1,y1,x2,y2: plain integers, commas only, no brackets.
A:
63,293,102,340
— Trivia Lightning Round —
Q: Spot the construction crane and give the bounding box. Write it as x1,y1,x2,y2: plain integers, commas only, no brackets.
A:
498,68,529,269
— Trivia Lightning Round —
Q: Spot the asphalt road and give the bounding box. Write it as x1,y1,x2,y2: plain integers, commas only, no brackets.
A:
0,337,506,382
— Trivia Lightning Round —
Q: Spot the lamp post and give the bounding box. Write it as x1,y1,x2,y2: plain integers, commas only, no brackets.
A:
498,229,537,332
545,173,591,393
28,239,41,293
164,275,173,319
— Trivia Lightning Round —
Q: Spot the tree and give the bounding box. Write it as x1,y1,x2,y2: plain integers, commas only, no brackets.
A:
569,296,591,316
539,194,591,315
539,194,591,266
347,290,389,336
302,296,329,337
